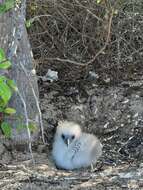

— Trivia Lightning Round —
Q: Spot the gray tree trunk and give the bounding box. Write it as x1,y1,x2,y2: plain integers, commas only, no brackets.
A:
0,1,40,144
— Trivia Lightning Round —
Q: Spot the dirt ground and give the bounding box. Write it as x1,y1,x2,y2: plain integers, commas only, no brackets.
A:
0,77,143,190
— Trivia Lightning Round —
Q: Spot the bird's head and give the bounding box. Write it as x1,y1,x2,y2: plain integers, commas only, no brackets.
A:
56,121,82,146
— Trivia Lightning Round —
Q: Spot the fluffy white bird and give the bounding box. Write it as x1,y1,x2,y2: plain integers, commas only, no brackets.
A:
52,121,102,170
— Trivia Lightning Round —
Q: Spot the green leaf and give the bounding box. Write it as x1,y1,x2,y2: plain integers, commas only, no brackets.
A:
114,9,118,15
0,0,15,15
4,107,16,114
0,76,7,82
0,60,11,69
16,123,37,133
7,79,18,91
0,48,5,61
28,123,37,132
0,107,4,112
0,80,12,104
5,0,15,9
0,48,11,69
0,100,5,108
1,122,12,138
96,0,102,3
25,19,32,28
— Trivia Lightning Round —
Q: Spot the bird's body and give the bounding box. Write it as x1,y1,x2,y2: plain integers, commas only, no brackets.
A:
52,121,102,170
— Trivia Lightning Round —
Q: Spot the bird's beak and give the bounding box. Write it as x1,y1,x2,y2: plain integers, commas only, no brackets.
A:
65,138,70,146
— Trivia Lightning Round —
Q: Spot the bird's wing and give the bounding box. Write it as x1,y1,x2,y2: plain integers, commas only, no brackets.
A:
70,140,82,160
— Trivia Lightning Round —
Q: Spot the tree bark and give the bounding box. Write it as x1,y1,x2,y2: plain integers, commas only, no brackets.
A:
0,1,40,144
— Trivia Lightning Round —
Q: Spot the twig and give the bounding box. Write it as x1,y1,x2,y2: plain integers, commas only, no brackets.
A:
19,62,45,144
37,9,114,67
85,8,114,65
17,90,34,164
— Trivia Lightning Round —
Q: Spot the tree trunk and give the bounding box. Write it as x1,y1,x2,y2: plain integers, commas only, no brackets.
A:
0,1,41,144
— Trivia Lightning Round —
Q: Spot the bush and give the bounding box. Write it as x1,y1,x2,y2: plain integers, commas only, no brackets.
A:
26,0,143,83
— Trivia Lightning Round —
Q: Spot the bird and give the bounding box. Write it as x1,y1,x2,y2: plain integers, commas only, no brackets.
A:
52,121,102,170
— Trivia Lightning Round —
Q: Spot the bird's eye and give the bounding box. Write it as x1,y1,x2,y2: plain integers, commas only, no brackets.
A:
71,135,75,140
61,134,65,139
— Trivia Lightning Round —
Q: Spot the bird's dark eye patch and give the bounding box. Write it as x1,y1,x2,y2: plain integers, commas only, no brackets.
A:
71,135,75,140
61,134,65,139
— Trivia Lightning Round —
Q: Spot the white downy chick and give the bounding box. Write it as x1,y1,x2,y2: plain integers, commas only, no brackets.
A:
52,121,102,170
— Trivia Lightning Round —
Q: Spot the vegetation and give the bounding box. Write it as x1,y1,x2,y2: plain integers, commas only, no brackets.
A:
0,0,15,15
0,1,38,139
0,48,17,137
27,0,143,83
